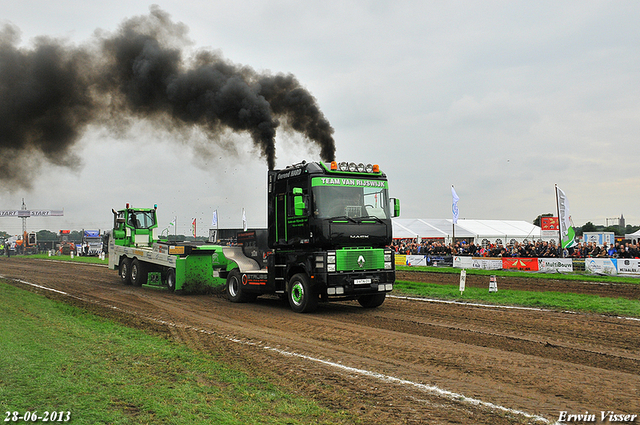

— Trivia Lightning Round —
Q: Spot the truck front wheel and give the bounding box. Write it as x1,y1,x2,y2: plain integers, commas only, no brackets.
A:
130,259,147,286
288,273,318,313
358,293,386,308
119,258,132,285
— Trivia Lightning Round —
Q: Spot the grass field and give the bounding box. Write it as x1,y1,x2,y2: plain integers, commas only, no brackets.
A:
0,283,356,425
393,281,640,317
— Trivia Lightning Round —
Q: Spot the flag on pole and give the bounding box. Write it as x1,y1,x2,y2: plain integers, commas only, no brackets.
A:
212,210,218,227
169,216,176,227
191,218,196,238
242,208,247,231
556,186,576,249
451,186,460,224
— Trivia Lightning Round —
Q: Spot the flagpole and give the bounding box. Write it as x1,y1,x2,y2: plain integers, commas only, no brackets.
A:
555,184,562,256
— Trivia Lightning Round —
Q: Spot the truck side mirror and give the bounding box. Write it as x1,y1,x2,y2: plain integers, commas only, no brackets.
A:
293,187,307,217
391,198,400,217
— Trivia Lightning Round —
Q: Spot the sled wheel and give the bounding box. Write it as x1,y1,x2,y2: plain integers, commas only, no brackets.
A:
166,268,176,292
119,258,132,285
130,259,147,286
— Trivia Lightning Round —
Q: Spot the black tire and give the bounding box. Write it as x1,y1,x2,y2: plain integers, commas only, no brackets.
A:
358,293,386,308
226,269,248,303
288,273,318,313
130,259,147,286
119,258,132,285
166,268,176,292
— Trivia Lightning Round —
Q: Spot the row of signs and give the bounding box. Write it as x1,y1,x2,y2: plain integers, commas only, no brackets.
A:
397,254,640,275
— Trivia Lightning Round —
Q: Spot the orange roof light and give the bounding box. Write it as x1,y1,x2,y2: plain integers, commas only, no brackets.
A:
330,161,337,170
373,164,379,173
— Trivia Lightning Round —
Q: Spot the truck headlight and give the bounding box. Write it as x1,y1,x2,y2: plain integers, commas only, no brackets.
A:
327,264,336,272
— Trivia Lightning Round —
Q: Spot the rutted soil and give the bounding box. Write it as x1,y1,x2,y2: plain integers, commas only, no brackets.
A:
2,258,639,424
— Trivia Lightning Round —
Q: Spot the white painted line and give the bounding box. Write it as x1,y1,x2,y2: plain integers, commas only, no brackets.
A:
4,277,554,424
390,294,551,312
0,275,69,295
389,294,640,322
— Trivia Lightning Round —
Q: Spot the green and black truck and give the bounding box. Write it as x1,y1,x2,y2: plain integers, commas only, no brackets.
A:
108,160,399,313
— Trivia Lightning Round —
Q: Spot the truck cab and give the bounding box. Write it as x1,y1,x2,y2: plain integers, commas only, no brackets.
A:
112,204,158,247
224,160,400,312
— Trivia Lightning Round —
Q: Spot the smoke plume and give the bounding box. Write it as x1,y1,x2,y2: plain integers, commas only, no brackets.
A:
0,7,335,188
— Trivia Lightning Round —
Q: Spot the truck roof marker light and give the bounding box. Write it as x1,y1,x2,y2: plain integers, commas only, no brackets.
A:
373,164,379,173
126,203,130,208
330,161,337,170
154,204,158,210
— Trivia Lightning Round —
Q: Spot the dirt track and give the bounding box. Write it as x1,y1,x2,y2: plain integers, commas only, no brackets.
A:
2,258,639,424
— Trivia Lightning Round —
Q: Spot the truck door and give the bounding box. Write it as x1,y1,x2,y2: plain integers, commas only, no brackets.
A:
275,193,286,244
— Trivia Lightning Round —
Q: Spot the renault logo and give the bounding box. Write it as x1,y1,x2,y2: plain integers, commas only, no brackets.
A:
357,255,366,268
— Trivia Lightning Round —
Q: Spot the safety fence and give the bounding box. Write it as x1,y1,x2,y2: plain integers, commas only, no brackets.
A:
395,254,640,276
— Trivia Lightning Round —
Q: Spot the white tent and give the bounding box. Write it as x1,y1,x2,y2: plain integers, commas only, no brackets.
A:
393,218,542,245
626,229,640,243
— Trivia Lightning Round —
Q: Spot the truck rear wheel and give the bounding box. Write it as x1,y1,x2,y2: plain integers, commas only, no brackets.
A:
358,293,386,308
288,273,318,313
227,269,249,303
130,259,147,286
119,258,132,285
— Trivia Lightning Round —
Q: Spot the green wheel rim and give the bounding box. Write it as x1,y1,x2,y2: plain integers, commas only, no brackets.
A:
291,282,304,305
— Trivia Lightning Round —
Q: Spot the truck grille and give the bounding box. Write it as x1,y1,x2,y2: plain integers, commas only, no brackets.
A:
336,248,384,271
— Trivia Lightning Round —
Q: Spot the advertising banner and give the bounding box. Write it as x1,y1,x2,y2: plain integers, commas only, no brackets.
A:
406,255,427,266
502,257,539,271
454,256,504,270
616,258,640,275
538,258,573,273
472,258,504,270
453,256,473,269
395,254,407,266
541,217,559,239
584,258,617,275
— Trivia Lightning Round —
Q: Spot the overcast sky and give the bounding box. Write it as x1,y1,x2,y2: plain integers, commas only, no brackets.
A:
1,1,639,236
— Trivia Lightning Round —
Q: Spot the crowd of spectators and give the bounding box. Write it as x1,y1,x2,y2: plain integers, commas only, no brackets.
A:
391,239,640,259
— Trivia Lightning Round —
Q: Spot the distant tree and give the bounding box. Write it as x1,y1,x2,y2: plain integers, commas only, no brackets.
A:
626,224,640,235
69,231,83,243
36,230,58,241
533,213,554,227
603,226,623,235
581,222,597,233
0,230,10,239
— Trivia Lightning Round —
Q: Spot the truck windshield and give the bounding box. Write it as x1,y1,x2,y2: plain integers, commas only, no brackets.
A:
128,211,156,229
311,178,391,219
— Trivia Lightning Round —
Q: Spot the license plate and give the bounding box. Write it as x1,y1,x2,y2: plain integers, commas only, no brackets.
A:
354,278,372,285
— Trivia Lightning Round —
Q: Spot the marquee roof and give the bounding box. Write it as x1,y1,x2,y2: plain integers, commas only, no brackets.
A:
393,218,541,242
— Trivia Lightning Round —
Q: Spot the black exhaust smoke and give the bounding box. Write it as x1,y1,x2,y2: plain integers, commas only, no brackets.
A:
0,7,335,188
